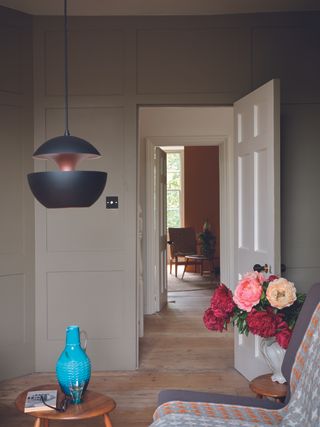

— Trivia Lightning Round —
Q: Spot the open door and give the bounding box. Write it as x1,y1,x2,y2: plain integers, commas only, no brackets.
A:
145,144,168,314
234,79,281,380
155,147,168,311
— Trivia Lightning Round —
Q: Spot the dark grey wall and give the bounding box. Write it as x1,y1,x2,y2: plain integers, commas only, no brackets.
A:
281,104,320,291
0,6,35,380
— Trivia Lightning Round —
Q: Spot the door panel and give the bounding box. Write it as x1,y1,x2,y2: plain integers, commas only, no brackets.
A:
234,79,280,380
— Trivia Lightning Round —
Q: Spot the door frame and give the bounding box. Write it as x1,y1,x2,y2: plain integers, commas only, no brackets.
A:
144,132,235,315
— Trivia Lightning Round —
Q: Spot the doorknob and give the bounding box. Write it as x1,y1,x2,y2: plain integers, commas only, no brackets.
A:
253,263,271,273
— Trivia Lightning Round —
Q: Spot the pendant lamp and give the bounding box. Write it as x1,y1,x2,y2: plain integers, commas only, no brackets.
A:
28,0,107,208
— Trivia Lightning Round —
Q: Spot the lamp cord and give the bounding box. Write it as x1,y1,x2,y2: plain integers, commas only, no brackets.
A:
64,0,70,136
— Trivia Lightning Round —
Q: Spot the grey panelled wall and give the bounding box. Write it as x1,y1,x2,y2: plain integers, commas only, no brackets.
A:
0,7,34,381
0,8,319,375
281,104,320,293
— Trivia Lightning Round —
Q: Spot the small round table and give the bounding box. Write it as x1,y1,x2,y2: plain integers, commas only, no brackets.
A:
15,384,116,427
249,374,288,403
182,255,212,279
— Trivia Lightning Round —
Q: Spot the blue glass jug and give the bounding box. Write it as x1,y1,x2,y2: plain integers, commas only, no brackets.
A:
56,325,91,403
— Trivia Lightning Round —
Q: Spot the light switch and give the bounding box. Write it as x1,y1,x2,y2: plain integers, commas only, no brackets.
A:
106,196,119,209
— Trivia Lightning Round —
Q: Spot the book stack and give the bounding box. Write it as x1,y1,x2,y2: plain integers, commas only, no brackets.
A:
24,390,57,413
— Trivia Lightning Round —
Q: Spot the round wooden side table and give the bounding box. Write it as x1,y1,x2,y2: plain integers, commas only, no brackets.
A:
182,255,212,279
249,374,288,403
15,384,116,427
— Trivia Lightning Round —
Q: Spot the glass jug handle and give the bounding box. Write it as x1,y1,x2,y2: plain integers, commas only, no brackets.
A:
80,330,88,352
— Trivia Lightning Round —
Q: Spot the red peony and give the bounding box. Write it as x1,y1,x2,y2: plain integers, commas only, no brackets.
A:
276,326,292,349
246,307,283,338
210,284,236,319
212,307,229,319
203,308,225,332
267,274,279,282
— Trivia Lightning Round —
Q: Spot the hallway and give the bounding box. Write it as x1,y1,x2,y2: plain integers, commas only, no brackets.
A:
0,286,252,427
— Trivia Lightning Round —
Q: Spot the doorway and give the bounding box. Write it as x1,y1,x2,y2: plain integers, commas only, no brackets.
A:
163,145,219,289
137,80,280,380
138,107,234,341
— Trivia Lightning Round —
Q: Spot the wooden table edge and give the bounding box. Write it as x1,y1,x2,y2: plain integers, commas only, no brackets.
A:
15,384,116,420
249,374,288,399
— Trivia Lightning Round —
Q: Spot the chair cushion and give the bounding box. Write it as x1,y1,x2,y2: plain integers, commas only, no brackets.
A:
158,390,283,410
153,400,285,425
150,413,274,427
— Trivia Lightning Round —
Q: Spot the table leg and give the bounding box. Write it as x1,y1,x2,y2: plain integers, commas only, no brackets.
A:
182,259,189,279
104,413,113,427
43,419,49,427
33,418,41,427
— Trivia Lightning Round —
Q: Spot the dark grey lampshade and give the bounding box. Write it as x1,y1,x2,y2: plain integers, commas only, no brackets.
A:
28,171,107,208
33,135,101,159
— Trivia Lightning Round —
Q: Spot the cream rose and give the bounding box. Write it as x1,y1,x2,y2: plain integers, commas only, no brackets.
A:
266,278,297,309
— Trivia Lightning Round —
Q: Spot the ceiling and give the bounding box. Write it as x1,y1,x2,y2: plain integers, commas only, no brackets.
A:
0,0,319,16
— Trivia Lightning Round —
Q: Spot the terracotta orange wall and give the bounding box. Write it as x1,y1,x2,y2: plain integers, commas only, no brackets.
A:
184,146,220,262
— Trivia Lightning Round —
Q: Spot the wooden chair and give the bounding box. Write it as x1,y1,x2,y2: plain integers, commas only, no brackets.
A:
167,227,198,278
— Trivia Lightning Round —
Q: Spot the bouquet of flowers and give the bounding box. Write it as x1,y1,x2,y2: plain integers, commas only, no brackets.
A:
203,272,306,349
198,220,216,259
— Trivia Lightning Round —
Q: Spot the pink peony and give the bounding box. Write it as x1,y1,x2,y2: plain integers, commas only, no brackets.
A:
243,271,265,284
233,273,263,312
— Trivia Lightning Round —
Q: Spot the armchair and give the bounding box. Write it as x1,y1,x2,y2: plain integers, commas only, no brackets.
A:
167,227,198,277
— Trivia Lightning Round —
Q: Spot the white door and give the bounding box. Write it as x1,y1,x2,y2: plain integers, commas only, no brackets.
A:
234,79,281,380
155,147,168,311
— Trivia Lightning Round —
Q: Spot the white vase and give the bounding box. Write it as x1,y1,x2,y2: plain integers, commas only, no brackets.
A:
260,338,286,383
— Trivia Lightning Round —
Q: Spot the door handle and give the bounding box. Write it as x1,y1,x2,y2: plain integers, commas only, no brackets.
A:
253,263,271,274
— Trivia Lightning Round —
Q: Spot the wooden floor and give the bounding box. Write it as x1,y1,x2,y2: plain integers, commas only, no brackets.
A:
0,288,253,427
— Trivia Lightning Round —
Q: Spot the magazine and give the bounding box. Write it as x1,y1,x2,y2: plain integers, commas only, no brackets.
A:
24,390,57,412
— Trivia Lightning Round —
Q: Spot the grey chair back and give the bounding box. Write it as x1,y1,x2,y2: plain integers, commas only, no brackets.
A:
281,282,320,403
